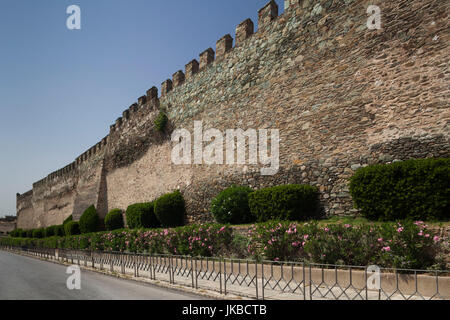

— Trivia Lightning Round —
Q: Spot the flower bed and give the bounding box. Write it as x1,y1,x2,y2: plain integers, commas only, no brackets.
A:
1,220,448,270
246,220,448,270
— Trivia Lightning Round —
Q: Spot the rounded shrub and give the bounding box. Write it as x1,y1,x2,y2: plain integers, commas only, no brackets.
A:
17,229,26,238
79,205,99,234
54,225,65,237
211,186,255,224
248,184,319,222
126,203,159,229
63,215,73,226
349,158,450,221
10,229,19,237
154,190,185,228
32,228,44,239
105,209,125,231
64,221,81,236
45,226,56,238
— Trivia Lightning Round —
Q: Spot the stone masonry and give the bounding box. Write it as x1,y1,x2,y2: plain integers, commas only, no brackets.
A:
17,0,449,228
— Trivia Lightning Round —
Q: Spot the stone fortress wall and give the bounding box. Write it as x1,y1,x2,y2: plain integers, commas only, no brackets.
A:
17,0,449,229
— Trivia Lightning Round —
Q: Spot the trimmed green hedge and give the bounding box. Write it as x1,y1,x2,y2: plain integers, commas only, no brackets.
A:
211,186,255,224
105,209,125,231
154,190,185,228
55,225,65,237
248,184,319,222
349,158,450,221
64,221,81,236
32,228,44,239
126,203,160,229
79,205,99,234
45,226,56,238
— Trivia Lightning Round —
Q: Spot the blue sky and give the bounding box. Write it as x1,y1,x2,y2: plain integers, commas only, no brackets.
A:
0,0,285,217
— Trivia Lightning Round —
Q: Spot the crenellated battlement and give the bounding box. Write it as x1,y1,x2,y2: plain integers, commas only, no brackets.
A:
31,135,109,190
22,0,304,199
104,0,287,131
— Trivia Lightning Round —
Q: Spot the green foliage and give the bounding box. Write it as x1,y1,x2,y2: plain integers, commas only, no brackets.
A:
248,185,319,222
54,225,65,237
104,209,125,231
246,220,445,269
126,203,160,229
349,158,450,221
1,220,446,270
32,228,44,239
79,205,99,234
154,111,168,132
154,190,185,228
64,221,81,236
211,186,255,224
9,229,19,237
63,215,73,225
26,229,33,238
45,226,57,238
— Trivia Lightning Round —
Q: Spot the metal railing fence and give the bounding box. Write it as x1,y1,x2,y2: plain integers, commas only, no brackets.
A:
1,245,448,300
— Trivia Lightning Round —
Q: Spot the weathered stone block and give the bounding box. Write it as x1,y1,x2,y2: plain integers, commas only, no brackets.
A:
161,79,173,96
235,19,254,46
284,0,302,10
147,86,158,100
199,48,215,70
138,96,147,106
173,70,186,87
258,0,278,29
185,59,199,79
216,34,233,60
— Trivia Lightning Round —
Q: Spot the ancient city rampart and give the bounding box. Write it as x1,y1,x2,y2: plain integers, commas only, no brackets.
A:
17,0,450,229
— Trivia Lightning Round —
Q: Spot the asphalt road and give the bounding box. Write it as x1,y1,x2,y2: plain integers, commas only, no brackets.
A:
0,250,205,300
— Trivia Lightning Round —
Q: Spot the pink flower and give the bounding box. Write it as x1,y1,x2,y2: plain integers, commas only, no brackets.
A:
397,227,404,233
304,235,309,240
324,228,330,232
344,224,351,228
378,238,383,242
425,234,430,238
382,246,391,252
418,231,423,236
433,236,440,242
